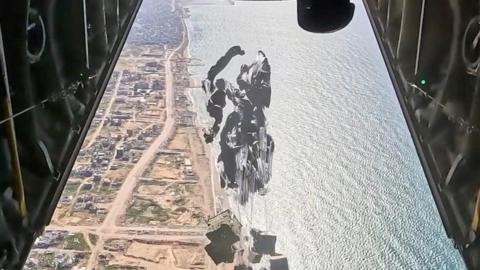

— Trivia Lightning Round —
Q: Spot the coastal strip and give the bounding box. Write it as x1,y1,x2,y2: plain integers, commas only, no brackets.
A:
26,1,222,269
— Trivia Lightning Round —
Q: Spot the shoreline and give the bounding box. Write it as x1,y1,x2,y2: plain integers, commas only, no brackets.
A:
180,5,229,217
180,5,236,270
181,5,250,269
28,2,233,270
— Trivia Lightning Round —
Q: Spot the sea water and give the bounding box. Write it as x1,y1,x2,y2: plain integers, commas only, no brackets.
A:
185,1,465,269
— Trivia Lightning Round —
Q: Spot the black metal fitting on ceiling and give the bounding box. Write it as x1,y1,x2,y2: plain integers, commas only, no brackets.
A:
297,0,355,33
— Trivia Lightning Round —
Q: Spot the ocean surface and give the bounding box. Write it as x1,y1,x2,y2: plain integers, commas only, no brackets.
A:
185,1,466,269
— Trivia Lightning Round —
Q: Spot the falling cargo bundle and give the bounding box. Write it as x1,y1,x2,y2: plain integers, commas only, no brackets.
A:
204,210,289,269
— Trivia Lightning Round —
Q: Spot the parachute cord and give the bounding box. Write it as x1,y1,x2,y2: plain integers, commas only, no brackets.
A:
249,193,255,227
236,192,243,225
264,194,268,232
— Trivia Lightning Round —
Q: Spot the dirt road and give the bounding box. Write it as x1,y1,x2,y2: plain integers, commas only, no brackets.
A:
85,27,188,270
85,70,123,148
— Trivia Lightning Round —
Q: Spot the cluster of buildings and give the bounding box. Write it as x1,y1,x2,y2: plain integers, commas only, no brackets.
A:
173,58,197,127
25,253,85,270
31,231,68,249
26,44,170,230
25,1,216,268
26,231,88,269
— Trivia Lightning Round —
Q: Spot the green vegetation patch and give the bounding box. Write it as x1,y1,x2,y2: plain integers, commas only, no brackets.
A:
167,184,185,196
63,182,81,197
64,233,90,251
175,207,188,213
157,181,169,186
185,184,195,193
126,197,170,224
88,234,98,246
38,252,55,268
98,184,114,194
